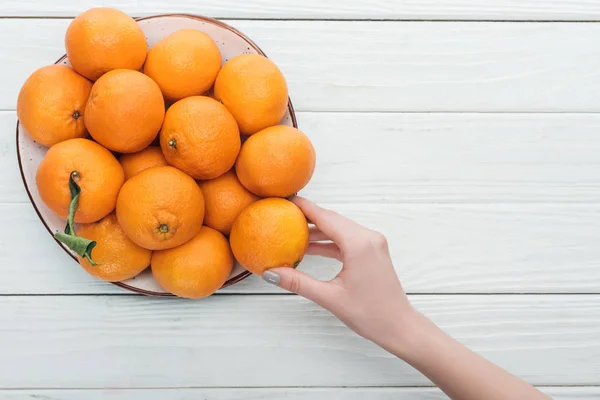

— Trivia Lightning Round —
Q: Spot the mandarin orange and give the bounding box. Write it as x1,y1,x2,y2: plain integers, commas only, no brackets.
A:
119,146,168,181
198,170,259,235
65,7,147,81
152,226,233,298
17,65,92,147
85,69,165,153
144,29,222,102
160,96,240,180
36,138,124,223
214,54,288,135
116,166,204,250
77,212,152,282
230,198,309,275
236,125,315,197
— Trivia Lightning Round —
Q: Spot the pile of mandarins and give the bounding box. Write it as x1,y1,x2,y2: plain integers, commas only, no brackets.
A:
17,8,316,299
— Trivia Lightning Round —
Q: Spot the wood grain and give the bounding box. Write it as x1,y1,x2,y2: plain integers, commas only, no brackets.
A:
0,387,598,399
1,3,598,394
3,0,600,20
7,111,600,205
3,20,600,112
0,295,598,388
4,201,600,294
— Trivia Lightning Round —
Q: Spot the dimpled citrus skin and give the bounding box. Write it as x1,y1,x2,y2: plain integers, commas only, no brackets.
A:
119,146,168,181
65,7,147,81
116,166,205,251
214,54,288,135
17,65,92,147
36,138,124,223
236,125,316,197
230,198,309,275
143,29,222,102
85,69,165,153
77,212,152,282
160,96,240,180
198,170,259,235
152,226,233,299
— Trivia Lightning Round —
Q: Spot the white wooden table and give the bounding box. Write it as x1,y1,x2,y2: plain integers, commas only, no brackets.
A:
1,1,599,399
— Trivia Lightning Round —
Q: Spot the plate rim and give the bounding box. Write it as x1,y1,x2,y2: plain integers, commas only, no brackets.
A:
15,12,298,297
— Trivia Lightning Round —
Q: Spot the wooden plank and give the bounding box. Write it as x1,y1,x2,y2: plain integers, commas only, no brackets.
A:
7,111,600,205
4,201,600,294
3,0,600,20
302,112,600,204
3,20,600,112
0,295,598,387
0,387,598,399
6,110,600,294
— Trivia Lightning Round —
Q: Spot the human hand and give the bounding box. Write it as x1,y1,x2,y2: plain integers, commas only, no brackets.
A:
263,198,551,400
262,197,415,350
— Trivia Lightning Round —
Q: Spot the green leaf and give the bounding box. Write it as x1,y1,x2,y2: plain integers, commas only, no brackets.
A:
54,173,99,266
54,232,98,266
64,175,81,236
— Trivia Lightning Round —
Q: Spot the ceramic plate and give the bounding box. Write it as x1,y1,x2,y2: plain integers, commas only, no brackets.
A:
16,14,298,296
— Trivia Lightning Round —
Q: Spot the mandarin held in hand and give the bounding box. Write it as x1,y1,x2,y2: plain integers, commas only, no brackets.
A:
65,7,147,81
230,197,309,275
36,138,124,224
160,96,240,180
116,166,205,251
85,69,165,153
143,29,222,102
77,212,152,282
17,65,92,147
214,54,288,135
152,226,233,299
119,146,168,181
236,125,316,197
198,170,259,235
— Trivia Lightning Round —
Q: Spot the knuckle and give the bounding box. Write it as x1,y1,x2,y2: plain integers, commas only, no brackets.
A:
353,231,388,254
289,275,302,294
371,232,388,249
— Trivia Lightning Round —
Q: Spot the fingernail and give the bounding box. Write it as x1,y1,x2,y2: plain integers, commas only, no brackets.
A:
262,270,281,286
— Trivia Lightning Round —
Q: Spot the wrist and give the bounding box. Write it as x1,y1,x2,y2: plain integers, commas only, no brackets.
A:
397,310,437,360
375,307,429,359
395,310,457,371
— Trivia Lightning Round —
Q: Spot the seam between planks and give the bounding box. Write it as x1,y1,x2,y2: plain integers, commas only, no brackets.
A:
4,16,600,22
0,384,599,390
0,293,599,297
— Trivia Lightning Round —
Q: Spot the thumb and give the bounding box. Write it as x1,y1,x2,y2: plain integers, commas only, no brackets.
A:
263,267,331,307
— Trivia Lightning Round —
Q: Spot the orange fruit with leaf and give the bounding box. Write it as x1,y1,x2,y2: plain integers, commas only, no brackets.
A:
77,212,152,282
36,138,124,224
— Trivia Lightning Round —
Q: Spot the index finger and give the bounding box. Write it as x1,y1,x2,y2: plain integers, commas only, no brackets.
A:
292,196,361,247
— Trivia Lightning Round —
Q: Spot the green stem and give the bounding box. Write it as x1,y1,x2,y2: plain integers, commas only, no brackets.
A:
53,174,98,266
